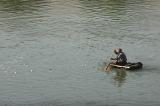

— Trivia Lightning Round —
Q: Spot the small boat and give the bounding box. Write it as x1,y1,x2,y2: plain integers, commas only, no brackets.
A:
109,62,143,70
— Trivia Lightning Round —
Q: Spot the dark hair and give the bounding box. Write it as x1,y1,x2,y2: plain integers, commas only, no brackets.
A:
118,48,122,53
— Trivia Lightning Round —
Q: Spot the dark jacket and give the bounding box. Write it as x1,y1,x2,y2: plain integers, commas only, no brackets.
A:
116,52,127,64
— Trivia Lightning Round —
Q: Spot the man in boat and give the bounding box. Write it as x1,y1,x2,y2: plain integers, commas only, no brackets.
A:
110,48,127,66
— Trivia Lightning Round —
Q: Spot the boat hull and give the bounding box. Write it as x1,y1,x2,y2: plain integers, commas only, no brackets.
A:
110,62,143,70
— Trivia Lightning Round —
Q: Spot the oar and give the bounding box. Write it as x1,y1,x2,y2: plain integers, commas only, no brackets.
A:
105,63,113,71
105,55,114,71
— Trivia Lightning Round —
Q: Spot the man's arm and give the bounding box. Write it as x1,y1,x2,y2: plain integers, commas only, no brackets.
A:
110,58,116,60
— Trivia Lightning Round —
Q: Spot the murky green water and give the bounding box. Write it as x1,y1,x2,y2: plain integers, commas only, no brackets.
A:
0,0,160,106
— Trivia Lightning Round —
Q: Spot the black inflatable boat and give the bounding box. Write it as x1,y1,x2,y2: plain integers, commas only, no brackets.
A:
110,62,143,70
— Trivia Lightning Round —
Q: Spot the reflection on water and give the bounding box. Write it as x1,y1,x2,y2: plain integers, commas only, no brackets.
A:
79,0,145,19
0,0,46,13
80,0,129,15
0,0,49,35
78,0,147,40
113,69,126,87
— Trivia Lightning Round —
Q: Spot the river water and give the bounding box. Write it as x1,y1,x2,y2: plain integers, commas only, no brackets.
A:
0,0,160,106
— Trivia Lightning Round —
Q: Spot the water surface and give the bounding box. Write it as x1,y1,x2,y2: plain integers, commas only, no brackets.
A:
0,0,160,106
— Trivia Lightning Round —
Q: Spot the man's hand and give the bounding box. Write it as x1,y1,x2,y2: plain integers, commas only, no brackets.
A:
110,58,115,60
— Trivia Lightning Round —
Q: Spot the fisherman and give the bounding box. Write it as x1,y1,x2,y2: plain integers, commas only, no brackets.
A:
110,48,127,66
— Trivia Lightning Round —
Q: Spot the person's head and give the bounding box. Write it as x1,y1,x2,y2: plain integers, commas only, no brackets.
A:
118,48,122,53
115,48,122,53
